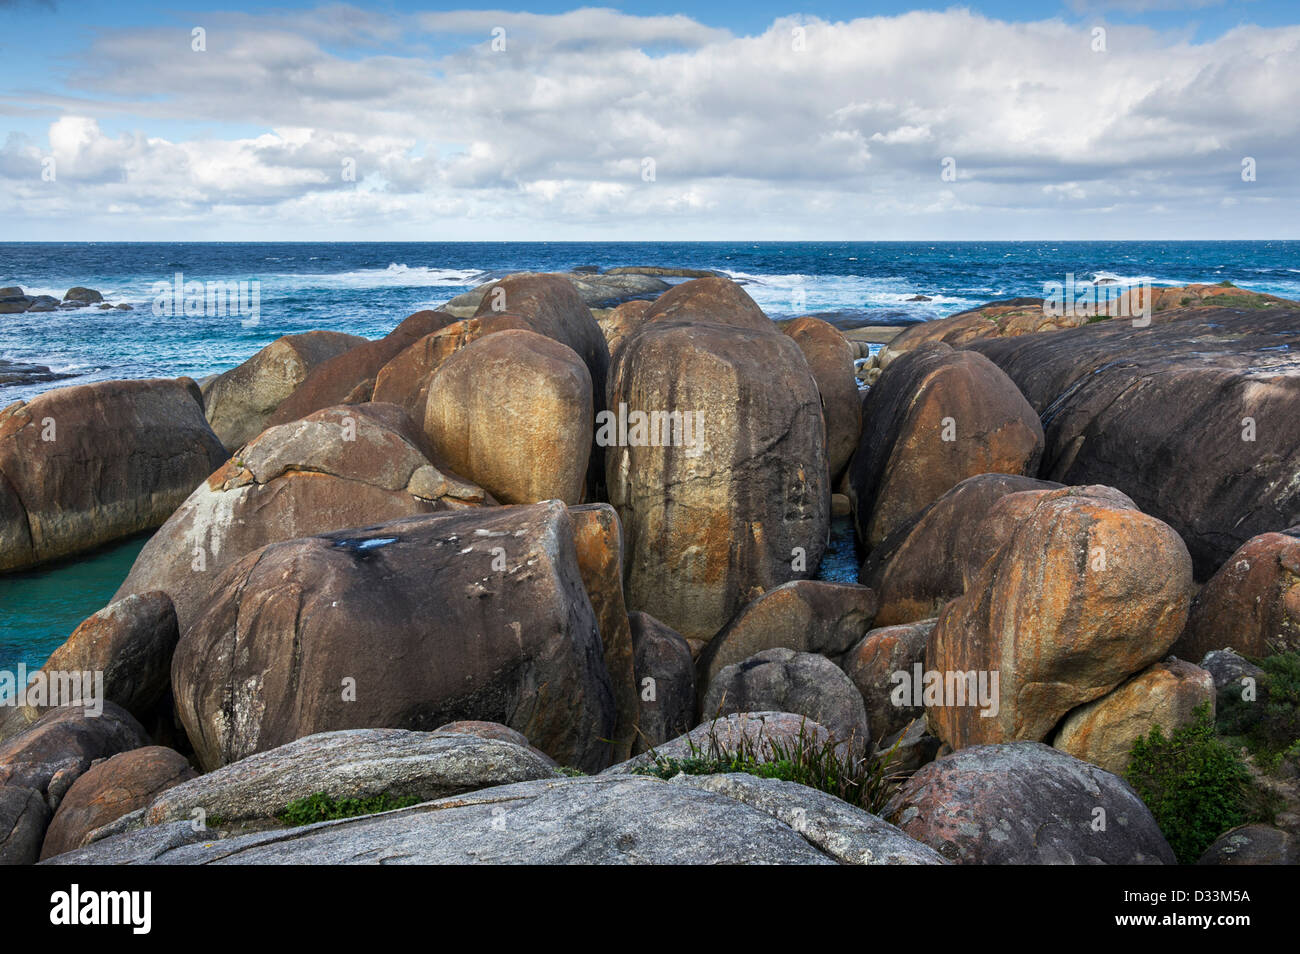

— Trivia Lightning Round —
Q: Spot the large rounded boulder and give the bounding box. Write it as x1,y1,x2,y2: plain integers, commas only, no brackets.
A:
116,402,486,633
39,746,195,859
423,330,593,505
701,648,870,747
204,330,364,451
698,580,877,681
607,282,829,648
884,742,1175,864
967,301,1300,577
172,501,616,773
1173,527,1300,661
927,486,1194,750
372,313,530,420
266,310,456,427
642,276,772,334
1053,658,1215,775
847,342,1044,550
0,378,227,571
628,611,696,753
36,592,179,725
860,473,1061,626
471,273,609,407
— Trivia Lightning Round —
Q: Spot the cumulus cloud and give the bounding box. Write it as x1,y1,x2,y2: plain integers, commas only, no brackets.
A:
0,5,1297,238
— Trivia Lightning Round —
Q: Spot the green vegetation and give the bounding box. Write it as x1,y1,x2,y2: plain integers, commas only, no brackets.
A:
1216,280,1236,287
279,791,422,826
633,718,907,816
1217,651,1300,770
1125,704,1251,864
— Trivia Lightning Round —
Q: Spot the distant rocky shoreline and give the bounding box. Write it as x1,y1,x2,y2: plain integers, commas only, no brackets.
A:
0,285,133,316
1,270,1297,866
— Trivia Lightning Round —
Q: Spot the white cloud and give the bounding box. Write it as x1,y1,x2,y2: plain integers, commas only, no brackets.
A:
0,6,1297,238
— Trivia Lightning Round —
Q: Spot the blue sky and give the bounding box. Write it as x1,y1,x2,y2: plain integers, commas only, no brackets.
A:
1,1,1297,239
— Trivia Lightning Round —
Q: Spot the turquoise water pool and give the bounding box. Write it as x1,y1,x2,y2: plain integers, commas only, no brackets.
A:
0,534,149,674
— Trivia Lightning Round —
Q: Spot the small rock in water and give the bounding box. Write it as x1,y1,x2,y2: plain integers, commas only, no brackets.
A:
62,286,104,304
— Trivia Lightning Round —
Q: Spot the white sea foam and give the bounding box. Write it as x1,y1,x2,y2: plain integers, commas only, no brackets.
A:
268,263,487,289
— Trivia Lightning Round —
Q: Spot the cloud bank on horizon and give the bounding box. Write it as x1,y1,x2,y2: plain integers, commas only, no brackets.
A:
0,2,1297,240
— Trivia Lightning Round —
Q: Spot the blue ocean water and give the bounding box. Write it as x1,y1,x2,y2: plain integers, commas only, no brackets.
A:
3,240,1299,402
1,240,1298,672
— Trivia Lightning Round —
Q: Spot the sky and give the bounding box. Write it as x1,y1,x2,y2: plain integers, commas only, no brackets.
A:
0,0,1297,240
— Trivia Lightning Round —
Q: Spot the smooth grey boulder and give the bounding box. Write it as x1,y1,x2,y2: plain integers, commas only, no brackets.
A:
44,774,937,865
702,648,869,747
1199,649,1266,694
434,721,559,768
140,729,558,830
673,773,945,865
0,785,50,864
1197,824,1299,865
884,742,1175,864
604,711,838,775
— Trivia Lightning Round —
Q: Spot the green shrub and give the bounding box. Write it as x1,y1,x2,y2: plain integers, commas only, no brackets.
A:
633,718,907,815
1125,703,1250,864
278,791,422,826
1216,651,1300,769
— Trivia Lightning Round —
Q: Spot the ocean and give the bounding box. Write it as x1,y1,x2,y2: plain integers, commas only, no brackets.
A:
2,239,1298,671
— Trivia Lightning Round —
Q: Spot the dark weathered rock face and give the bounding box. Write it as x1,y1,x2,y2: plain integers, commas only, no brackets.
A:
45,773,942,866
841,619,935,744
38,592,179,724
0,378,227,571
172,501,617,773
783,316,862,481
0,785,50,864
698,580,877,684
423,330,593,505
608,291,829,648
1174,527,1300,660
966,303,1300,578
0,704,150,808
927,486,1194,750
847,342,1044,550
628,611,696,753
266,311,456,427
880,284,1285,361
860,473,1061,626
115,402,484,633
884,742,1175,864
204,330,365,451
39,746,195,859
569,505,639,762
701,648,870,746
